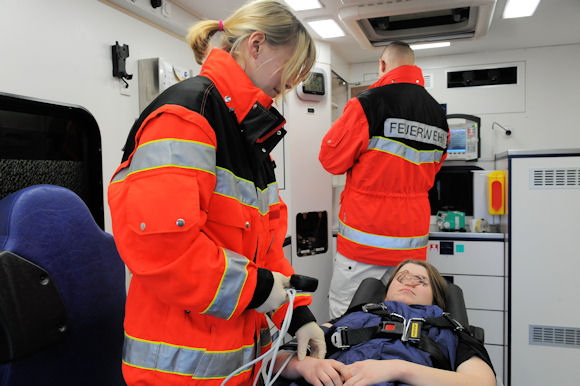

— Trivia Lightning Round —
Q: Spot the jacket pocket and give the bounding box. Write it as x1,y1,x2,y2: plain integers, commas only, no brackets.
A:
126,173,200,235
205,197,247,251
324,127,348,149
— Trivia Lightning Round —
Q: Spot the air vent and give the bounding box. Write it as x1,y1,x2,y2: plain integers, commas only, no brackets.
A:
338,0,496,49
530,325,580,349
530,168,580,189
447,66,517,88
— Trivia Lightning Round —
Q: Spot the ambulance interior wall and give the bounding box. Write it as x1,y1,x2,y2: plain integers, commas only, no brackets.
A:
0,0,200,234
348,43,580,169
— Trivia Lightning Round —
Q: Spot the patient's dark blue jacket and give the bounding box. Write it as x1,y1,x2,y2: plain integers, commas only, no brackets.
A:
328,301,458,386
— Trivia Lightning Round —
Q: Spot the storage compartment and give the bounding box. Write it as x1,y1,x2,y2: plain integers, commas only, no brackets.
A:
427,240,504,276
467,309,504,345
429,165,483,215
452,275,503,311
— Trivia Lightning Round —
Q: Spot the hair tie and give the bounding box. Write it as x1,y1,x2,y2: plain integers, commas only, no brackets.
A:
218,20,224,31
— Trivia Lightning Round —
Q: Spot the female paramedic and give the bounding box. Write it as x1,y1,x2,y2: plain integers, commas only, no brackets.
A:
107,1,325,384
274,260,496,386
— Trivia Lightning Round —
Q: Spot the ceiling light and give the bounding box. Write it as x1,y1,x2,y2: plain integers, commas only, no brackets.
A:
410,42,451,50
285,0,323,11
503,0,541,19
307,19,345,39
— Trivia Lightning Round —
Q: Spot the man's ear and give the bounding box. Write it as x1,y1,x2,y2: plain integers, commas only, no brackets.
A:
247,31,266,59
379,58,387,75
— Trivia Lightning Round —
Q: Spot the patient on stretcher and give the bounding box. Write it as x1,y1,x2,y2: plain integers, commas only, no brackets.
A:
274,260,496,386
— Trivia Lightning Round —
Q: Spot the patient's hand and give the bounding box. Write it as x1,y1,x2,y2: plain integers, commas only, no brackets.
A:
342,359,402,386
286,356,346,386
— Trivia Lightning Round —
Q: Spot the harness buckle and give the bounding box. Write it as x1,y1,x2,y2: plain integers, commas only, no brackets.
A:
362,303,387,313
330,326,350,350
402,317,425,342
380,320,404,336
443,313,464,332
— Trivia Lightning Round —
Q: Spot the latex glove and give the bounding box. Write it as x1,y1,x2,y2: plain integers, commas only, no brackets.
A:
255,272,290,313
295,321,326,360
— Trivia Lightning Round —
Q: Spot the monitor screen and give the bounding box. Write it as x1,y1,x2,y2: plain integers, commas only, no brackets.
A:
302,72,325,95
447,128,467,153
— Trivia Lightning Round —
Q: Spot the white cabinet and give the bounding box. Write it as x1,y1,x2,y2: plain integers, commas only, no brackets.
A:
427,235,506,382
496,149,580,386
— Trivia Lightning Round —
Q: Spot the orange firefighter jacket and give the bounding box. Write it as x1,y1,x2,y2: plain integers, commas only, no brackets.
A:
108,49,313,385
319,65,449,266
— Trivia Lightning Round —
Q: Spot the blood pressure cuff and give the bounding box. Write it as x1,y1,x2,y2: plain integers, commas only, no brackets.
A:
0,250,68,363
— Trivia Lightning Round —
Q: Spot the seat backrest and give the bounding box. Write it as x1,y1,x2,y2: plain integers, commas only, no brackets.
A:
0,184,126,386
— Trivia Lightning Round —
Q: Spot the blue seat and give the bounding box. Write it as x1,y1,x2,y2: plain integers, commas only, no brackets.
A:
0,184,125,385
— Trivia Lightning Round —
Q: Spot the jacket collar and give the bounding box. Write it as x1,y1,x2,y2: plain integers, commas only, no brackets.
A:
199,48,286,157
370,65,425,88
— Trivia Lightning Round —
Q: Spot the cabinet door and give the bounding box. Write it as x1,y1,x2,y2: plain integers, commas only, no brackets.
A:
467,309,504,345
427,240,504,276
450,275,504,311
510,155,580,386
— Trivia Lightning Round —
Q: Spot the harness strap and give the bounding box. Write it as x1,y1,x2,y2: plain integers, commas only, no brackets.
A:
326,305,458,369
326,325,452,370
424,313,464,331
325,326,378,356
416,332,452,370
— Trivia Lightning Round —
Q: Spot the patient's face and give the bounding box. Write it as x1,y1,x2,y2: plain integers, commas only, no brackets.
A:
385,263,433,306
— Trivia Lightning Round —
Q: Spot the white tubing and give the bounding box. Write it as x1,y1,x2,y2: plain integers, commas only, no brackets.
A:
222,288,297,386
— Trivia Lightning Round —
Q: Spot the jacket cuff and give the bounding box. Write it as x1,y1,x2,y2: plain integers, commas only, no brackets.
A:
288,306,316,336
247,268,273,309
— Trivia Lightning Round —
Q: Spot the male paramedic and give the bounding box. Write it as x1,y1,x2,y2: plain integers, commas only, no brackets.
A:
319,41,449,319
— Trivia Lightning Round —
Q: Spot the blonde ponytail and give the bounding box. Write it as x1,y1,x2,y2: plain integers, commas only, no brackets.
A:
186,0,316,96
187,20,221,65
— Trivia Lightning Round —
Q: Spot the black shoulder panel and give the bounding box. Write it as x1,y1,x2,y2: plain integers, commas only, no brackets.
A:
122,76,216,162
121,77,275,189
357,83,449,151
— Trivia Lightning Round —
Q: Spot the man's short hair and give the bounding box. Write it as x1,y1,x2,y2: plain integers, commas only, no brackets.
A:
386,41,411,49
382,41,413,56
381,41,415,66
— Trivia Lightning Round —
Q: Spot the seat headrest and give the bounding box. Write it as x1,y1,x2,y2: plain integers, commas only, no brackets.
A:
444,282,470,329
346,277,387,314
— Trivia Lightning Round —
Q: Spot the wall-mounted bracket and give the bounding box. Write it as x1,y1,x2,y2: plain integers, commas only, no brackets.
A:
111,41,133,88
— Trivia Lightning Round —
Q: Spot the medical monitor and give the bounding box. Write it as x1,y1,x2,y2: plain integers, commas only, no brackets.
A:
296,69,326,102
445,114,480,161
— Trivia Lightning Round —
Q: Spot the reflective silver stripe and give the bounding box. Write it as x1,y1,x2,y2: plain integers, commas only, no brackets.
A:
384,118,448,148
260,182,281,212
111,139,216,183
123,333,256,378
339,220,428,250
202,248,249,319
368,136,444,165
215,167,280,215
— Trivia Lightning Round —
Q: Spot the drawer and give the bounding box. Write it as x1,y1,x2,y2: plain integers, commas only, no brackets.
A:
450,275,504,311
466,309,504,345
427,240,504,276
